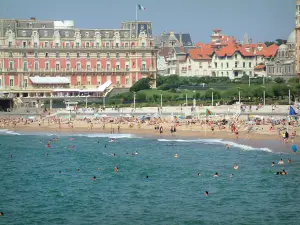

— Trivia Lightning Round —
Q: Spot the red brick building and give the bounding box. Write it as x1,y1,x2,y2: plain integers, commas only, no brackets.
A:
0,18,157,102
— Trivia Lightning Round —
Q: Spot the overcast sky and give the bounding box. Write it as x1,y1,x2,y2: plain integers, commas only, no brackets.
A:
1,0,295,43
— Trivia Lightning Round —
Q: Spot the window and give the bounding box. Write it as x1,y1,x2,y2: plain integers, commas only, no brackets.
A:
126,78,129,84
235,62,238,68
56,52,60,58
221,63,223,69
67,63,70,71
56,63,60,71
243,62,245,68
9,52,12,57
9,78,14,87
23,42,26,47
142,53,145,58
24,79,28,88
86,42,90,48
9,61,13,70
23,62,28,71
8,41,12,47
97,53,100,58
199,62,202,68
142,42,145,47
66,42,70,48
249,62,252,68
142,63,146,70
116,64,120,70
77,53,80,58
97,63,101,71
87,64,91,71
29,23,32,28
76,42,80,48
126,64,129,71
34,61,39,70
214,62,217,68
34,42,38,48
45,52,49,58
45,42,49,48
125,43,129,47
66,53,70,58
235,54,237,59
76,63,81,71
227,72,229,76
34,52,38,58
115,43,119,48
76,81,81,86
106,42,110,48
87,81,91,85
55,43,59,48
96,42,100,48
107,53,110,58
116,53,119,58
45,62,49,71
23,52,27,58
226,63,229,68
42,24,46,28
87,53,90,59
65,31,69,37
126,53,129,58
107,63,110,70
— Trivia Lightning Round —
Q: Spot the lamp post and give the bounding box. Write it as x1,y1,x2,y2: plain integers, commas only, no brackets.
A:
103,95,105,108
185,93,188,107
133,92,136,110
287,85,291,105
210,88,214,107
160,92,163,108
237,87,241,104
193,90,196,108
261,86,266,106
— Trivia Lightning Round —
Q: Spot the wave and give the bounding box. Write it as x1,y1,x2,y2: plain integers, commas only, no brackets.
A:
0,129,21,135
75,133,137,139
157,138,273,152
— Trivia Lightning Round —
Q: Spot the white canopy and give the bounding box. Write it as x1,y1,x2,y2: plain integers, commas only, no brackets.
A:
52,80,112,92
30,77,70,84
98,81,112,92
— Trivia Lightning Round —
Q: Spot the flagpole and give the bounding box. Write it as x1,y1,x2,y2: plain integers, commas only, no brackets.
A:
136,4,138,21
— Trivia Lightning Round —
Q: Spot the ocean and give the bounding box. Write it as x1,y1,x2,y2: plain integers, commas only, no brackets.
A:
0,130,300,225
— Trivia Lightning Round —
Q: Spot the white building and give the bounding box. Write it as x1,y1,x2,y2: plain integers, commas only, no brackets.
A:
178,45,213,76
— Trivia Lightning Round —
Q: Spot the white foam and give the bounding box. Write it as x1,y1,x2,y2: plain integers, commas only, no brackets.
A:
157,138,273,152
75,133,136,139
0,129,21,135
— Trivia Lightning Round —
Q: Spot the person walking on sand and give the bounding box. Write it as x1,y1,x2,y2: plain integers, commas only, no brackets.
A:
159,126,163,136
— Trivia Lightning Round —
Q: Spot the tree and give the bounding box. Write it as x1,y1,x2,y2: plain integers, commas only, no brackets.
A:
130,78,150,92
274,77,285,84
136,92,146,101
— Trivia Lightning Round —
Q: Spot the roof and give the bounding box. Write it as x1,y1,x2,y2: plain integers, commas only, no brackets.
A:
287,30,296,43
30,77,70,84
188,45,213,60
158,47,172,58
254,65,266,70
97,81,112,92
212,43,252,57
256,44,278,58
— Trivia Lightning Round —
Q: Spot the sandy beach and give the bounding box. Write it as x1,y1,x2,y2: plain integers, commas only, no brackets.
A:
1,114,298,154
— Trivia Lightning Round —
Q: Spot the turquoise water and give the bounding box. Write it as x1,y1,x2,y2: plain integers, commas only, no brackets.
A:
0,132,300,225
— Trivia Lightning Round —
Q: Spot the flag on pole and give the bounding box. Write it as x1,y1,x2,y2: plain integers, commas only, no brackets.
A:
289,106,297,116
206,109,214,116
137,4,146,10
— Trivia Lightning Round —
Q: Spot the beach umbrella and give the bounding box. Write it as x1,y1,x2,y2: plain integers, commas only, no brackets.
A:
292,145,297,153
179,116,185,119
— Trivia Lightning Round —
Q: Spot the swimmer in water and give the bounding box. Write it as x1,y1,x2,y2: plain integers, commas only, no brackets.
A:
204,191,208,196
230,174,234,178
281,169,288,175
112,153,116,156
77,169,80,172
197,173,201,176
214,172,219,177
114,167,119,172
10,154,13,158
233,164,239,170
278,159,284,165
226,144,230,149
272,162,275,167
0,212,3,216
135,151,139,155
93,176,96,180
146,175,149,179
46,153,49,156
59,171,61,173
104,145,107,148
288,159,292,164
174,154,179,158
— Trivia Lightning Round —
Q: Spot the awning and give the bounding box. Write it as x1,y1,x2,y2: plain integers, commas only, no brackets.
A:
98,81,112,92
30,77,70,84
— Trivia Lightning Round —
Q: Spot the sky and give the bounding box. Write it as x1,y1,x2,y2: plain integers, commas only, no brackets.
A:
1,0,295,44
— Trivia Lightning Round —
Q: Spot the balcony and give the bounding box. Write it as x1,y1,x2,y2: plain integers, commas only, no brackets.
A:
140,68,149,72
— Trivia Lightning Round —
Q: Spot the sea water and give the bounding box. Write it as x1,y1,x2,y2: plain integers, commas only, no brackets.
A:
0,131,300,225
